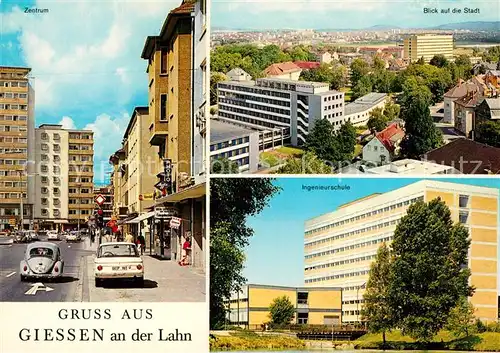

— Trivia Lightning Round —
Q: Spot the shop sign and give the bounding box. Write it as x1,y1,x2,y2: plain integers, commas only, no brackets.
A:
169,217,182,229
154,207,177,219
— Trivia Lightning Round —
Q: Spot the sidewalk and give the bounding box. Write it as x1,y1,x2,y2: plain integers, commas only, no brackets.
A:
84,255,206,302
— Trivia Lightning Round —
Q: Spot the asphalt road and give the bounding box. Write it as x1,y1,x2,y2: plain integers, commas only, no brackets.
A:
0,235,95,302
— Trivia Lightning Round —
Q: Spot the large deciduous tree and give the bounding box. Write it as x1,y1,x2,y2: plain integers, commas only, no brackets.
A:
210,179,280,329
269,296,296,325
362,242,393,347
388,198,473,342
350,58,371,87
476,121,500,148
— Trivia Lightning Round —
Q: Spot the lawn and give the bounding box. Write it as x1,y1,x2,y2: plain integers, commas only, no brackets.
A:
354,144,363,157
355,330,500,351
260,146,304,167
341,87,353,102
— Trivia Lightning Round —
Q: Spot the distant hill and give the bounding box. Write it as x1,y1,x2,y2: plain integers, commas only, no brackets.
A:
432,21,500,31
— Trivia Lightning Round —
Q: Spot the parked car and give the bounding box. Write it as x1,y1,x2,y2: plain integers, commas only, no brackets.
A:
94,242,143,287
20,242,64,281
65,231,81,242
14,232,29,243
47,231,60,241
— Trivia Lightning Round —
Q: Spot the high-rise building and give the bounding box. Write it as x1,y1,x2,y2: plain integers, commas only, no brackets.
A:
0,66,35,230
305,180,498,323
217,78,345,147
403,34,454,63
34,124,94,231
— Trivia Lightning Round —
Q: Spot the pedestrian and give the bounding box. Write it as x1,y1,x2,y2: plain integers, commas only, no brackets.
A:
137,234,146,255
125,232,134,244
179,236,191,266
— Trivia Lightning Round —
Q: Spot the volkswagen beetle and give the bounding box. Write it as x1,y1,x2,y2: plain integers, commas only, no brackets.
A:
20,242,64,281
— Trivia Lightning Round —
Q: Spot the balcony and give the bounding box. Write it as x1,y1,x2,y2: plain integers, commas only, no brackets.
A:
68,170,93,177
69,181,93,187
69,149,94,155
69,138,93,145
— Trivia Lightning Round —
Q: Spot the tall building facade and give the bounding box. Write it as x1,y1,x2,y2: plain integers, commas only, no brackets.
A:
93,186,113,224
304,180,498,324
217,78,345,147
0,66,35,230
34,124,94,230
403,34,454,63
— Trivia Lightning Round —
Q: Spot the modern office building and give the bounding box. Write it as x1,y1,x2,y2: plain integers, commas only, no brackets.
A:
217,78,344,146
305,180,498,323
0,66,35,230
226,284,342,328
34,124,94,231
344,93,387,128
210,119,259,173
403,34,454,63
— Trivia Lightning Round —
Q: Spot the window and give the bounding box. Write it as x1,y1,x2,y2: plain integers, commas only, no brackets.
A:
41,176,48,183
41,133,48,140
53,177,60,184
161,48,168,74
297,292,308,305
459,195,469,208
41,198,48,205
54,198,60,206
53,133,60,140
41,187,48,194
160,94,167,121
53,144,60,152
459,211,469,224
53,166,60,174
69,188,77,194
53,209,60,217
41,154,49,161
54,155,60,162
41,165,48,173
41,144,49,151
81,188,90,194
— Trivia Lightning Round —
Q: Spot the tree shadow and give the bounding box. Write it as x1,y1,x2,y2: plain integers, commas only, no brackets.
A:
23,276,78,283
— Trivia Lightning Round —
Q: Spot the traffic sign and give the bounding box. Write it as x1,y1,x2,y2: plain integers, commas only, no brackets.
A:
95,194,106,205
154,181,169,191
169,217,182,229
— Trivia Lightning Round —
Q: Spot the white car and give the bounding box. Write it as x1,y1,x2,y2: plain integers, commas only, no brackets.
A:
47,231,60,241
94,242,144,287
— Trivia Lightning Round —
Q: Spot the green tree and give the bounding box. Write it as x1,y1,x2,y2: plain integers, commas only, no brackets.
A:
416,57,425,65
445,297,476,338
352,76,373,100
362,243,393,347
288,45,311,61
367,107,387,133
384,101,400,121
455,55,472,67
304,118,338,162
269,296,296,325
276,151,332,174
429,54,449,68
210,72,227,105
350,58,370,86
210,179,281,329
388,198,474,342
211,157,239,174
476,121,500,148
336,121,357,161
373,56,386,71
300,64,348,90
400,77,443,158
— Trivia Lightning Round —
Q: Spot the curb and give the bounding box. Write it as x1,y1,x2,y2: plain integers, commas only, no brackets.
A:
74,255,85,302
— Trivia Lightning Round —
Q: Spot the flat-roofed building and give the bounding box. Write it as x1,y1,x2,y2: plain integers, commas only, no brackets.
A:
305,180,498,324
217,77,344,146
226,284,342,328
403,34,454,63
344,93,387,128
210,119,259,173
0,66,35,230
34,124,94,231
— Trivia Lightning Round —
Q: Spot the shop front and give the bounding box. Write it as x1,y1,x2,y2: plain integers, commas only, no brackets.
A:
153,182,206,270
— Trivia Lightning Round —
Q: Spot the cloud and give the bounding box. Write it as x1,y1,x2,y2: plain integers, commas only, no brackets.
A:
59,116,76,129
2,0,180,110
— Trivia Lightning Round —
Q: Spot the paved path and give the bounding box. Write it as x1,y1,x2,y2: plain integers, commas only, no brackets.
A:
84,254,206,302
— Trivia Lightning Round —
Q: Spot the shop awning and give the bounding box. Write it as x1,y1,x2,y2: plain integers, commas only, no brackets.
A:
127,211,155,224
155,182,206,205
117,213,138,225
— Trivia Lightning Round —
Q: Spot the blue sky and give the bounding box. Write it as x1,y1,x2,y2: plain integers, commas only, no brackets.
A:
1,0,182,183
212,0,499,29
243,177,499,287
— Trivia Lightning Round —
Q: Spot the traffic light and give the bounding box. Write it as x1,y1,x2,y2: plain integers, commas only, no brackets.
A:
95,208,104,228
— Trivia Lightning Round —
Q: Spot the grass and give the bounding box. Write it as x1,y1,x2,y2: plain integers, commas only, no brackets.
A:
354,144,363,157
210,331,306,351
341,87,353,102
355,330,500,351
260,146,305,168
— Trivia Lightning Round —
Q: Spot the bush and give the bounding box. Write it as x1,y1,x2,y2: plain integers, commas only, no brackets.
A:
475,319,488,333
210,334,305,351
486,322,500,333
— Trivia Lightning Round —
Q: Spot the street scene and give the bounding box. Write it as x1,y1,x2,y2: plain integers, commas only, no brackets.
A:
0,231,205,302
0,0,207,303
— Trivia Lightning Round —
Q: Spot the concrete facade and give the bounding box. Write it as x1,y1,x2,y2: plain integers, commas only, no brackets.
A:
404,34,454,63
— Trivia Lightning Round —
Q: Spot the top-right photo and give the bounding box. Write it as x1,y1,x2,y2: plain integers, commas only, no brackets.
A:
209,0,500,175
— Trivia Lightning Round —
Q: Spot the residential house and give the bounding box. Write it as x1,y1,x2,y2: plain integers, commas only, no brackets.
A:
382,47,404,59
475,97,500,139
362,123,405,165
454,91,482,137
294,61,321,70
358,47,382,57
443,80,480,125
484,70,500,89
263,62,302,80
227,68,251,82
422,138,500,174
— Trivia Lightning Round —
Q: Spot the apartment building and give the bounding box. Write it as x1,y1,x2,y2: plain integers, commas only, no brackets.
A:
305,180,498,323
403,34,454,63
217,78,344,146
34,124,94,230
226,284,342,328
210,119,259,173
109,107,159,216
0,66,35,230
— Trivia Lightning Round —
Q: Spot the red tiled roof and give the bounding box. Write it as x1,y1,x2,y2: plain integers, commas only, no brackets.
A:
264,62,302,76
454,91,482,108
294,61,321,70
444,81,480,98
382,47,403,52
376,123,405,152
422,139,500,174
171,0,195,14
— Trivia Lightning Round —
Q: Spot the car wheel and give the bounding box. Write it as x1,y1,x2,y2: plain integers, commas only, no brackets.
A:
95,278,102,287
135,277,144,287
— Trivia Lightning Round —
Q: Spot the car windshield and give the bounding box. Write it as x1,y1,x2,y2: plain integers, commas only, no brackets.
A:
98,244,138,258
29,247,54,259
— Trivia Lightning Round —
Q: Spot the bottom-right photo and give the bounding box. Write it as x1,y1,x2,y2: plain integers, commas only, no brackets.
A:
209,177,499,352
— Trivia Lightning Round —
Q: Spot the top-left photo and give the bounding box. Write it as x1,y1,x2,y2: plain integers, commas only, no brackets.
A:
0,0,208,302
